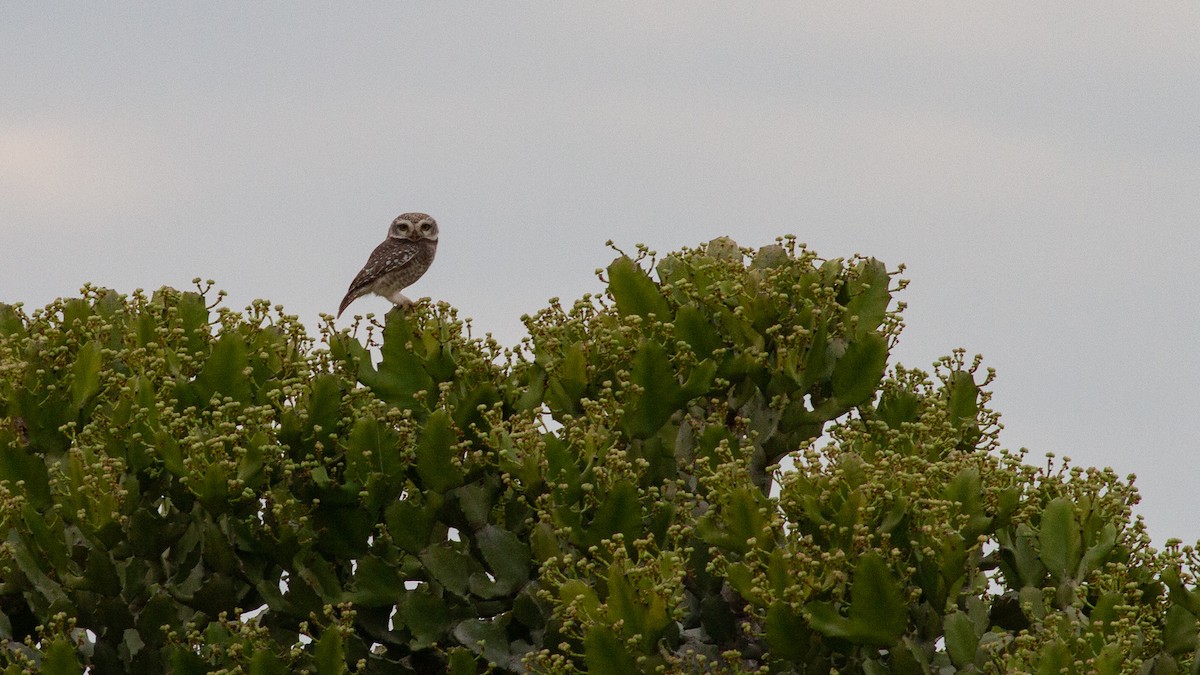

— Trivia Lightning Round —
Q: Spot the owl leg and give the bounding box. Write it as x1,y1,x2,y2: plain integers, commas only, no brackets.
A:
386,290,415,308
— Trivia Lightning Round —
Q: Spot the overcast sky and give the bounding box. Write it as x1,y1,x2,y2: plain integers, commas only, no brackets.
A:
3,4,1198,544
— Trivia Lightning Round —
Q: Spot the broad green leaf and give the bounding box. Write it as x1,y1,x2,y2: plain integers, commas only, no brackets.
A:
624,340,683,438
41,639,82,673
448,649,477,675
415,409,462,492
944,611,978,667
584,625,638,675
608,256,669,319
706,236,741,261
249,649,290,675
476,525,531,591
346,417,400,481
1164,604,1199,656
0,446,52,509
751,243,788,269
845,258,891,338
559,580,602,623
765,602,808,661
372,311,435,408
806,553,907,646
421,543,475,597
1079,522,1118,576
726,488,766,553
680,358,718,399
348,555,402,606
606,566,642,636
453,618,511,665
675,305,721,359
946,370,979,428
70,340,102,410
307,374,343,439
196,332,251,402
314,626,346,675
1039,497,1081,582
386,500,436,554
831,332,888,406
0,303,23,336
587,480,641,547
876,389,920,427
399,587,452,649
848,552,907,644
1035,639,1071,675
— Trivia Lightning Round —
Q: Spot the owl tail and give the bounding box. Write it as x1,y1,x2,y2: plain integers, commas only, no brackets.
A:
336,290,358,319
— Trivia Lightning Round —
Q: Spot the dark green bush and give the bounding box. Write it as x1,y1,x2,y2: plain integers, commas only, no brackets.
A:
1,237,1197,673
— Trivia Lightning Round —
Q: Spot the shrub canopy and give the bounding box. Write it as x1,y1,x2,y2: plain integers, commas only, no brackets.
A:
1,237,1198,673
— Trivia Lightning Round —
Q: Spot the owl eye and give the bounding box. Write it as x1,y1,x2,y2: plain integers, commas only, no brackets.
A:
421,223,432,231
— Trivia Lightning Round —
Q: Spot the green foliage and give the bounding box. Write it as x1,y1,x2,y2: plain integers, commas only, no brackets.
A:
0,240,1196,673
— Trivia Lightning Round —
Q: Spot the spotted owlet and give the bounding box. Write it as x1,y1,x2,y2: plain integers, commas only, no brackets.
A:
337,213,439,318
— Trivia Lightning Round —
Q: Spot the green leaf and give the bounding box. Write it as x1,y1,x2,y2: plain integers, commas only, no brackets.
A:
876,389,920,427
421,543,476,597
307,374,343,439
348,555,402,606
385,500,436,554
22,504,69,575
946,370,979,428
196,332,251,402
453,618,511,665
1039,497,1081,582
944,611,978,667
345,418,395,482
608,256,669,319
0,303,23,336
845,258,891,338
249,649,290,675
706,236,741,262
751,243,788,269
765,602,809,661
1035,639,1071,675
624,339,683,438
70,340,102,410
726,488,766,552
1079,522,1118,576
606,566,642,635
399,587,451,649
1164,604,1199,656
674,305,721,359
448,649,477,675
587,480,641,547
584,625,638,675
415,409,462,492
476,525,532,592
831,332,888,406
371,311,435,409
559,580,602,623
806,553,907,646
40,639,81,674
314,626,346,675
0,445,52,510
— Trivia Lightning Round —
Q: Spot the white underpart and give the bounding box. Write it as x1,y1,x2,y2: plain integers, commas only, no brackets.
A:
384,289,414,307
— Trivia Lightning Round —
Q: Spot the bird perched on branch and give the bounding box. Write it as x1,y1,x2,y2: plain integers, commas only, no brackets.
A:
337,212,439,318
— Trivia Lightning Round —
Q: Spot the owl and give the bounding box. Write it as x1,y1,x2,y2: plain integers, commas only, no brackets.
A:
337,213,439,318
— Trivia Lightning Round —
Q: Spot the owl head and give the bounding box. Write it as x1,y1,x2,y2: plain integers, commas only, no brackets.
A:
389,213,439,242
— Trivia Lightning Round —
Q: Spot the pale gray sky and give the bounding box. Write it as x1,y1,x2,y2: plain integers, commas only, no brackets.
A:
3,4,1198,543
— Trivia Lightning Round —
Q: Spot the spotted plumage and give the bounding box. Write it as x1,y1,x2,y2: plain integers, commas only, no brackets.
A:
337,212,439,318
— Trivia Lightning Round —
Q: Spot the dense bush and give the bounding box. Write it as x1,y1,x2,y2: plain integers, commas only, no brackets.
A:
1,237,1199,673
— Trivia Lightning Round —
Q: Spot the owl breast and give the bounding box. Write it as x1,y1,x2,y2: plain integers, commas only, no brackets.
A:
371,238,437,296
